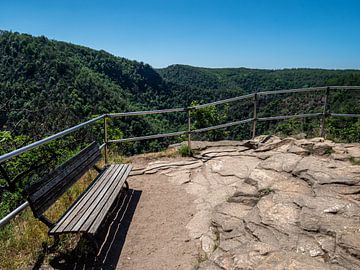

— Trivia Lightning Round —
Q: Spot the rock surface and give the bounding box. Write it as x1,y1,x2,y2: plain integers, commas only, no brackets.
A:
134,136,360,270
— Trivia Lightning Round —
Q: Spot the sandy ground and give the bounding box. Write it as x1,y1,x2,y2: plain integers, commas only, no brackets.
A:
40,163,199,270
115,173,199,270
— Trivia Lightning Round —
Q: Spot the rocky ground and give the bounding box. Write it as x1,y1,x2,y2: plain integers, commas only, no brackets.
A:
130,136,360,270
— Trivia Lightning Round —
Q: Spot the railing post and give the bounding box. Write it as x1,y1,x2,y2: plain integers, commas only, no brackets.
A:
187,108,192,154
320,87,330,138
104,115,108,165
252,92,258,139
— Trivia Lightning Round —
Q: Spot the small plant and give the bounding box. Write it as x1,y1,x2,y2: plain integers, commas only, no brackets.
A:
350,157,360,166
178,144,192,157
259,188,274,197
324,147,334,155
193,252,208,269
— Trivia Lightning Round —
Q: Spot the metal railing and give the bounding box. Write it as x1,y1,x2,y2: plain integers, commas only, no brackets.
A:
0,85,360,227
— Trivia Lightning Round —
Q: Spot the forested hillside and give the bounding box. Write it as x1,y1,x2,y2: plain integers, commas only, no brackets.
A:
0,31,181,140
1,31,360,143
158,65,360,142
0,31,359,217
158,64,360,103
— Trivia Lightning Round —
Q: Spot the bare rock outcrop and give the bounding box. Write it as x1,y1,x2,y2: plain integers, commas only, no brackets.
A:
135,136,360,269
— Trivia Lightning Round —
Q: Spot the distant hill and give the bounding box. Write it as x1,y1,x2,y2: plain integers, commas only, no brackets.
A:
157,64,360,101
0,31,359,143
0,31,177,139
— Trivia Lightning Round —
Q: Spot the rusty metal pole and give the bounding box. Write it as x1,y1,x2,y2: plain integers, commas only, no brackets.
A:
104,115,108,165
320,87,330,138
252,92,258,139
187,108,192,155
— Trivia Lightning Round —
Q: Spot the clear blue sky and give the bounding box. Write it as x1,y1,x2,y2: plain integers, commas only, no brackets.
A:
1,0,360,69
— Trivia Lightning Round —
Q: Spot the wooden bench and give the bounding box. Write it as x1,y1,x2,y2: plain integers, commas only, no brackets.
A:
25,142,132,250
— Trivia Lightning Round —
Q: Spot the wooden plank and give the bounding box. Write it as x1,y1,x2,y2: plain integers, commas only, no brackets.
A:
85,165,132,234
27,142,98,195
258,86,326,96
109,131,186,144
31,150,100,216
51,165,120,233
108,107,186,118
56,165,125,233
257,113,322,122
189,93,254,109
192,118,253,133
50,165,117,233
68,164,128,232
30,147,99,209
30,144,99,200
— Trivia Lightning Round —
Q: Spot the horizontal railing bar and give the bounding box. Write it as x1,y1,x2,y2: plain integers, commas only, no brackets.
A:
329,86,360,90
0,201,29,228
0,115,105,164
108,107,186,118
258,87,327,96
258,113,323,121
192,118,253,133
330,113,360,118
189,93,254,109
99,143,106,150
108,131,187,143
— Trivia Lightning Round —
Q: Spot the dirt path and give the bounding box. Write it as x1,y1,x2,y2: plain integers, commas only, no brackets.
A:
116,173,199,270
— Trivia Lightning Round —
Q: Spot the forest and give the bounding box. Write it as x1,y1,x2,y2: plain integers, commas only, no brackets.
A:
0,30,359,218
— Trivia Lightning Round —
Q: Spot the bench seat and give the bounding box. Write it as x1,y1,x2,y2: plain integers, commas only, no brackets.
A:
50,164,132,235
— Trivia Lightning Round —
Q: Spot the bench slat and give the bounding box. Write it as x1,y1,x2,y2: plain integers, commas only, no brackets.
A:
61,165,126,232
50,165,120,233
27,142,100,217
86,165,132,234
31,146,99,202
50,164,131,235
82,165,132,233
32,151,100,216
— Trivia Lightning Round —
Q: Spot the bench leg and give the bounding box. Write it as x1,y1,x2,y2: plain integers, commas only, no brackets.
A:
123,180,129,191
84,233,99,254
43,234,60,252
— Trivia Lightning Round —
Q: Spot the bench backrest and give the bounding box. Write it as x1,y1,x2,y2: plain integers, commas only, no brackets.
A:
26,142,101,218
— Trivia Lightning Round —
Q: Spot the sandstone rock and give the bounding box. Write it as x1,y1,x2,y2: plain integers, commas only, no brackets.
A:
258,153,302,173
313,142,334,156
157,137,360,269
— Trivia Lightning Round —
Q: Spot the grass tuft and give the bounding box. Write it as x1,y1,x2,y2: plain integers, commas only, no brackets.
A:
178,144,192,157
0,170,96,269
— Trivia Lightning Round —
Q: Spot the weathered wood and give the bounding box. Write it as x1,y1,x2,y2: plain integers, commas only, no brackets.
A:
26,142,100,217
192,118,253,133
108,107,186,118
187,109,192,154
320,87,330,138
252,92,258,139
104,116,108,165
49,164,132,235
330,113,360,118
83,165,131,233
109,131,186,143
61,165,125,232
49,165,116,233
30,150,100,216
189,93,254,109
258,113,322,121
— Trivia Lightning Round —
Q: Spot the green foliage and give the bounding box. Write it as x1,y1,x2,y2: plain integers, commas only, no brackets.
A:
178,144,192,157
0,31,360,221
190,101,229,141
0,131,81,218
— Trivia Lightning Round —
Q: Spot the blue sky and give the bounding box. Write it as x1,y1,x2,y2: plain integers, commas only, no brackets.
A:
1,0,359,69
